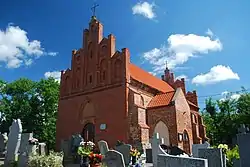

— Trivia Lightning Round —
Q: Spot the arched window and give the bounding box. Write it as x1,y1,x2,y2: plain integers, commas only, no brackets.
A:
100,60,107,82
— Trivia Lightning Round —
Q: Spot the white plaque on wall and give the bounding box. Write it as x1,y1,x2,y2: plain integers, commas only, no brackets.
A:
100,124,106,130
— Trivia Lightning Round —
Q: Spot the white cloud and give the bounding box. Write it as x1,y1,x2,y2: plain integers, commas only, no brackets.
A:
44,71,61,82
132,2,156,19
0,24,57,68
192,65,240,85
220,91,241,101
175,75,189,81
47,52,58,56
142,29,222,74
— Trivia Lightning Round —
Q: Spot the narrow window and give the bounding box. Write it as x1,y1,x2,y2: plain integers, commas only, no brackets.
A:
89,75,92,83
102,71,106,80
90,51,93,59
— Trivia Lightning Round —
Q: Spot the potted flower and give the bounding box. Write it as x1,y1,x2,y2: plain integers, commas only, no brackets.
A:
130,148,140,165
89,152,103,167
77,141,95,167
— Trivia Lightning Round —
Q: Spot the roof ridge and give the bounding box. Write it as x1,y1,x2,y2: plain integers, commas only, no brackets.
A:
129,63,174,93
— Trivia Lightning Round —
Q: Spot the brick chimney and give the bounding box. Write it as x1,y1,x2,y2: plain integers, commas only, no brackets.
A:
173,78,186,94
186,90,198,106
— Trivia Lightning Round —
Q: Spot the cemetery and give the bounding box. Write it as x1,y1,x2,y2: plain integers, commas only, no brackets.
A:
0,2,249,167
0,118,249,166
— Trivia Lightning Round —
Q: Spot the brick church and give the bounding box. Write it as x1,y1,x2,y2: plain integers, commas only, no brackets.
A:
56,16,207,153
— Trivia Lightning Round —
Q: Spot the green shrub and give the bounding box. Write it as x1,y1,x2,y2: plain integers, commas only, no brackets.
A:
226,145,240,167
216,144,240,167
27,151,63,167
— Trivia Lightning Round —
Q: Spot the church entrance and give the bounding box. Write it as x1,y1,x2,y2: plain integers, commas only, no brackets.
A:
82,123,95,142
154,121,170,145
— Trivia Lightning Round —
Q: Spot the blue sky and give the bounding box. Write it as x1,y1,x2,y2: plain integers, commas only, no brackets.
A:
0,0,249,108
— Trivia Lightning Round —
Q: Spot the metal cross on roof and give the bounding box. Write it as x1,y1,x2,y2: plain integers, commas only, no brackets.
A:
91,2,99,17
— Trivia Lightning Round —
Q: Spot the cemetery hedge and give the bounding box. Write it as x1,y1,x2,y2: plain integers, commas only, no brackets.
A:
0,77,59,150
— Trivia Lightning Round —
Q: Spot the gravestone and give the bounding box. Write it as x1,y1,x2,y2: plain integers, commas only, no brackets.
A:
237,132,250,167
238,124,249,134
98,140,109,155
192,142,210,157
158,154,208,167
71,134,83,163
232,158,240,167
0,134,5,152
104,150,125,167
18,133,35,167
61,139,71,157
161,144,189,156
146,149,152,163
38,143,46,155
115,144,132,166
152,133,167,167
4,119,22,167
198,148,224,167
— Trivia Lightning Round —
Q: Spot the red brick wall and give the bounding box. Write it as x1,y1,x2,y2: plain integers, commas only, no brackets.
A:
56,86,127,150
56,18,131,150
173,88,193,153
147,105,178,146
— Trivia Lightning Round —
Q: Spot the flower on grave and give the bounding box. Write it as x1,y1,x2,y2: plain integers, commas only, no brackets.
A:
130,148,140,157
88,152,103,164
218,144,228,154
28,137,39,145
78,141,95,157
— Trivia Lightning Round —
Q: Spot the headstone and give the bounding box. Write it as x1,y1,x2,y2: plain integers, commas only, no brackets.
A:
192,142,210,157
0,134,5,152
61,139,71,157
238,124,249,134
38,143,46,155
198,148,224,167
158,154,208,167
4,119,22,167
232,158,240,167
151,133,167,167
17,133,35,167
71,134,83,163
98,140,109,155
104,150,125,167
146,149,152,163
115,144,132,166
237,132,250,167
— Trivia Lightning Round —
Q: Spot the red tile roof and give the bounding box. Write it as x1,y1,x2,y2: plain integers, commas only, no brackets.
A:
129,63,174,93
147,91,175,109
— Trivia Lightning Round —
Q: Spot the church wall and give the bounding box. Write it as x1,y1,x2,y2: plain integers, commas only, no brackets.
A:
56,85,127,150
127,86,154,145
147,105,178,145
173,89,193,153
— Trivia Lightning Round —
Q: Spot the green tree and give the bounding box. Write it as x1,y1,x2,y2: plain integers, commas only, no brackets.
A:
0,77,59,150
202,98,240,146
237,92,250,126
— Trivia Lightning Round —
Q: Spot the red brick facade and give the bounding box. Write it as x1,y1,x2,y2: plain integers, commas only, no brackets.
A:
56,17,207,153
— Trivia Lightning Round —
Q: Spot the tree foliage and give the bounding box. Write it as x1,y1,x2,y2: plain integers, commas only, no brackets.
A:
0,77,59,150
202,90,250,147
